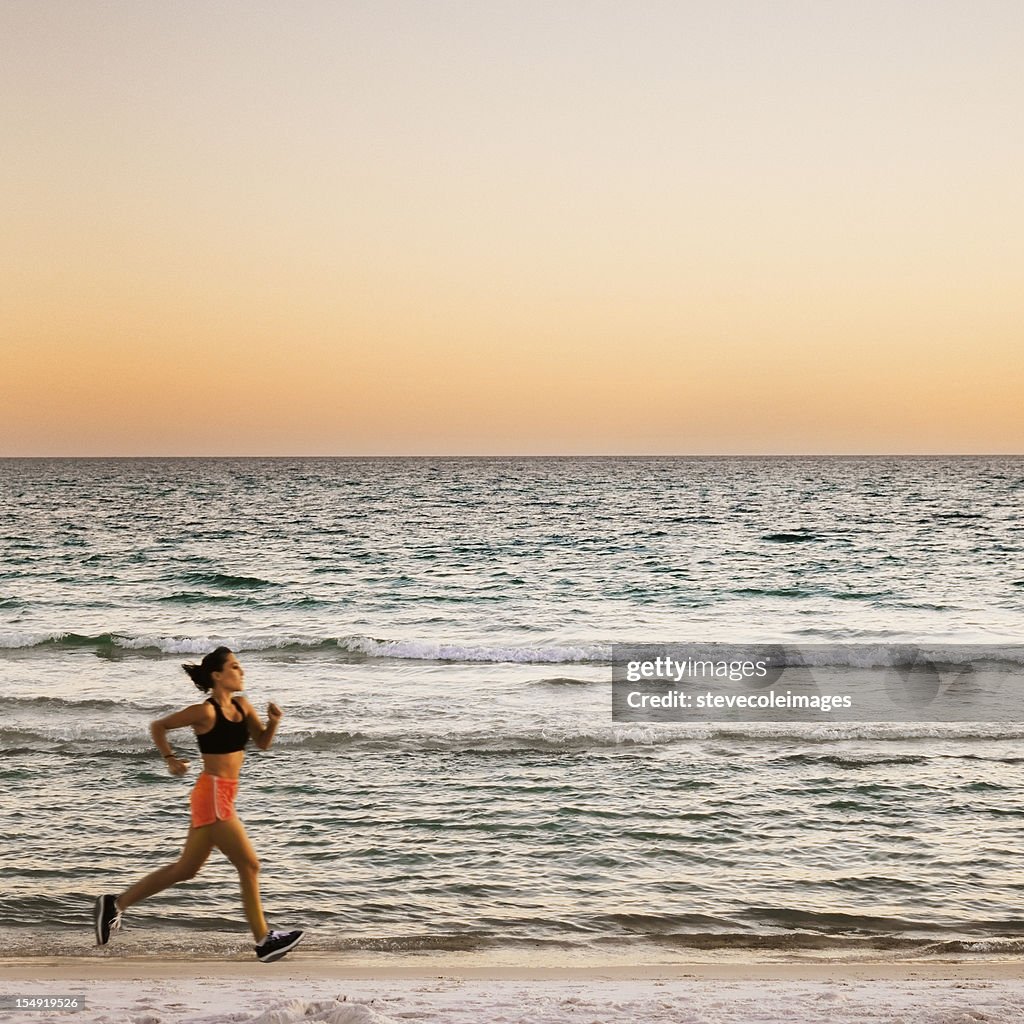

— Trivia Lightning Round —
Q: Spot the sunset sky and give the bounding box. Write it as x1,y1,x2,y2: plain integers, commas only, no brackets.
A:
3,1,1022,456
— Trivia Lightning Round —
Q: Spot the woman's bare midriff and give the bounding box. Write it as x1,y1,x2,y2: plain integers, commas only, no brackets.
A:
198,750,246,780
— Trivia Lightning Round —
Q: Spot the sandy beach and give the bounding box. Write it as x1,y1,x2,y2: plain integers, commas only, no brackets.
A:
3,957,1024,1023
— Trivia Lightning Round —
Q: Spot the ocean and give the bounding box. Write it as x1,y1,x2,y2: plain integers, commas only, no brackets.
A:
2,455,1024,962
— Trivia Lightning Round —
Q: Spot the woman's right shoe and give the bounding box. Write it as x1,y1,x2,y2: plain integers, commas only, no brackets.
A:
254,928,304,963
94,894,123,945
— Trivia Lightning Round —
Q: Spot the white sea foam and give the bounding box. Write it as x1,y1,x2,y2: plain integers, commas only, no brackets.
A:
113,633,317,654
0,631,611,663
0,630,62,648
336,635,609,663
5,631,1023,669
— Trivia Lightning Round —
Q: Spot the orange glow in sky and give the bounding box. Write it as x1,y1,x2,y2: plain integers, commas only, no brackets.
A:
3,1,1022,455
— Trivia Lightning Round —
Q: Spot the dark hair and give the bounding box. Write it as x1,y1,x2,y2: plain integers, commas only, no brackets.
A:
182,646,233,693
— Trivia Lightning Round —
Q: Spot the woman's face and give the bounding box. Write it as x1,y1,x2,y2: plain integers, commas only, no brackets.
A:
212,653,245,692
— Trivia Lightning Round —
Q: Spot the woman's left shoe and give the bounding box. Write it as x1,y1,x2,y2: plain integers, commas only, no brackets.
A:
254,928,304,963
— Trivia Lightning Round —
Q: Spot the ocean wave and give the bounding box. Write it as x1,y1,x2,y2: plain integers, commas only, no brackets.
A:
284,726,687,753
5,924,1019,963
922,512,986,522
298,721,1024,748
0,695,159,712
599,911,743,933
773,752,933,769
5,633,1024,672
0,725,688,756
787,644,1024,668
0,631,611,663
8,720,1024,757
774,751,1024,769
739,906,950,934
156,591,259,605
336,636,609,663
707,723,1024,742
529,676,598,687
730,587,813,599
177,572,279,589
654,931,918,951
914,938,1024,955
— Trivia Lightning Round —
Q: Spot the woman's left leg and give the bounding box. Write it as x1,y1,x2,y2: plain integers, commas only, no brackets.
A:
208,816,268,941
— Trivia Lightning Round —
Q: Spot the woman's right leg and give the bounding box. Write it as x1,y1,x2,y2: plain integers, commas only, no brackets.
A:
116,825,216,911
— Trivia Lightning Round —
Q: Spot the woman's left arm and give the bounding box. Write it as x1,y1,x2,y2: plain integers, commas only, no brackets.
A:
237,696,283,750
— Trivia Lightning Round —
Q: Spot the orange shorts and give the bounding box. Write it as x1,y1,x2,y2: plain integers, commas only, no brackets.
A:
189,772,239,828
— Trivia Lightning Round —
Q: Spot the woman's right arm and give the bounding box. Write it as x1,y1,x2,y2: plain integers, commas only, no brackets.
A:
151,704,207,776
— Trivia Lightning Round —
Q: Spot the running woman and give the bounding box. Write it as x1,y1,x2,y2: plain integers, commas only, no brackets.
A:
93,646,303,963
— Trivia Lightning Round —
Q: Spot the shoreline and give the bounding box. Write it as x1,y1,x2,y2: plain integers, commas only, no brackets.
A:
4,954,1024,982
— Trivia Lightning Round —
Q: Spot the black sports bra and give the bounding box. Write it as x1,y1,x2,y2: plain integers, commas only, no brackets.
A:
196,697,249,754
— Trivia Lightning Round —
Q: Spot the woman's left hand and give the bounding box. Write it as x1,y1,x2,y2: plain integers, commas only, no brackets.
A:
267,701,283,722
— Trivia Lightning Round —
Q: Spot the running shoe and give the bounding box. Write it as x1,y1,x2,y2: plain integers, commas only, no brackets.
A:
254,928,304,963
94,894,122,946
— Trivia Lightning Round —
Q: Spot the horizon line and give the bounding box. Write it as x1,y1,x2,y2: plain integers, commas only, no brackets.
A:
1,453,1021,461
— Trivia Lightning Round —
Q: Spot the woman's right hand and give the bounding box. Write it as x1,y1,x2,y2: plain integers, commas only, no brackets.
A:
166,756,190,777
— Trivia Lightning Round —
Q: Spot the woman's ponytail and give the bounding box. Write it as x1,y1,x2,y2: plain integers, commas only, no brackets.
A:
182,645,233,693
